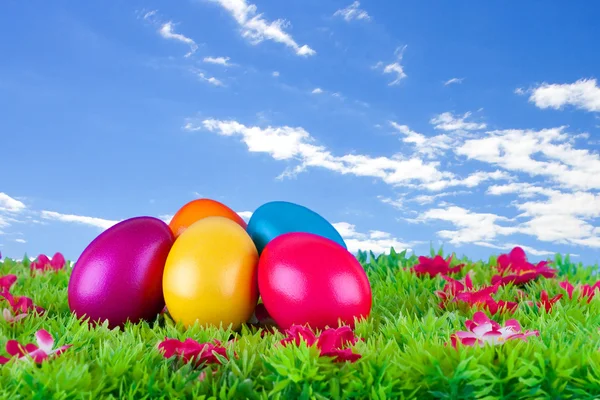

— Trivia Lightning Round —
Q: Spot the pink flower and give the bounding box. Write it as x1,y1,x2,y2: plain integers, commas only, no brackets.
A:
436,274,516,315
559,280,575,299
30,252,66,272
280,325,362,363
412,255,465,278
491,247,556,286
31,254,50,271
280,325,318,347
0,292,45,315
0,329,71,364
560,280,600,303
436,274,498,302
485,299,519,315
2,308,28,324
0,274,45,316
527,290,562,313
450,311,539,348
157,338,229,367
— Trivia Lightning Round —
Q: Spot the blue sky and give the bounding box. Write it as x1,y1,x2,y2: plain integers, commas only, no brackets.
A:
1,0,599,265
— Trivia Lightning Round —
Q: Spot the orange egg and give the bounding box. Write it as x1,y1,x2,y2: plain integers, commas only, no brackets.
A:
169,198,247,238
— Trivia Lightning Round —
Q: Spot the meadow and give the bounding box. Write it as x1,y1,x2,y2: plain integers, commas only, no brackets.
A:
1,247,600,400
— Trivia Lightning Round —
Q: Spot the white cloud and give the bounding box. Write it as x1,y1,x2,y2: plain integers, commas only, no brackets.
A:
389,121,453,158
486,183,600,247
410,190,471,205
187,118,513,192
415,206,519,245
203,56,234,66
487,182,554,198
237,211,253,221
158,21,198,57
142,10,158,21
528,78,600,112
444,78,464,86
159,214,173,224
421,170,512,192
0,193,26,213
514,87,526,95
14,238,26,244
333,1,371,22
430,112,486,131
40,211,120,230
457,126,600,190
191,69,224,86
209,0,315,56
312,88,324,94
192,118,483,189
378,196,404,210
332,222,413,255
272,71,280,77
374,45,407,86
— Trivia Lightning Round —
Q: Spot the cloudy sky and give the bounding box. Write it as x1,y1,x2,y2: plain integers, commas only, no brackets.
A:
1,1,599,265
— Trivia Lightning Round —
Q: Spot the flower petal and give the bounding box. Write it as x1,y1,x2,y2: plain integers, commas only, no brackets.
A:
455,331,477,339
27,349,49,363
50,252,66,270
472,322,494,337
317,326,358,353
12,313,28,323
509,246,527,263
6,340,26,357
35,329,55,353
321,348,361,363
471,311,492,326
281,325,317,347
53,344,72,356
157,338,184,359
482,330,503,338
0,274,17,291
460,337,480,347
504,319,522,332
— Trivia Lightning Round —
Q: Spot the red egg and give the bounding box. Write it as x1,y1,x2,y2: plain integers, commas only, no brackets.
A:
258,232,372,330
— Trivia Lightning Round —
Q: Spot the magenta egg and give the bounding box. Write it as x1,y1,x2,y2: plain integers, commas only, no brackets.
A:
68,216,174,328
258,232,372,331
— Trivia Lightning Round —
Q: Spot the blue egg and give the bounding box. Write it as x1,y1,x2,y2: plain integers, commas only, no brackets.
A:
247,201,346,254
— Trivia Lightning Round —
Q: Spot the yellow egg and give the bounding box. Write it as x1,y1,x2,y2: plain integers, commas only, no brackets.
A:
162,216,259,330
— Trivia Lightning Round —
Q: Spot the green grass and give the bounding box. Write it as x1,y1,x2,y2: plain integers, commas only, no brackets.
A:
1,248,600,399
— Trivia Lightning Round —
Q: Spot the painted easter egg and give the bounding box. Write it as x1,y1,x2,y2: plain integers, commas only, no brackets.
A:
168,198,246,238
258,232,371,330
163,216,259,330
247,201,346,254
68,216,174,328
